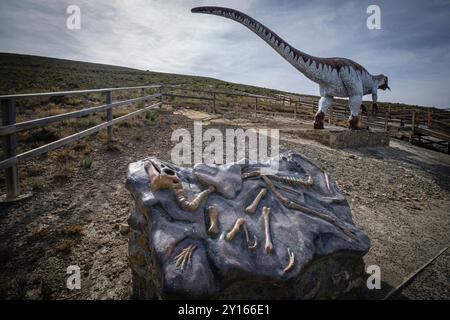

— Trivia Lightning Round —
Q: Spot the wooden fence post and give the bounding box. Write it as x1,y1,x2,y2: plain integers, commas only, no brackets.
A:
141,88,145,108
329,105,333,125
212,92,216,114
384,112,389,131
159,85,163,104
294,102,297,119
1,99,20,199
255,97,258,118
105,91,113,142
411,110,416,134
427,109,432,128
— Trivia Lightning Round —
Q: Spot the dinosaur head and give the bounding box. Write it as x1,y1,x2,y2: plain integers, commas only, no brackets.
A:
376,74,391,91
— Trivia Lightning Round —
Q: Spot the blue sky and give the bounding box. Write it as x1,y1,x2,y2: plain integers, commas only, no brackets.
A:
0,0,449,108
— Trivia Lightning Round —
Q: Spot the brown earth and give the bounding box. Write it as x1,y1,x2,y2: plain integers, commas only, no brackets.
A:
0,107,449,299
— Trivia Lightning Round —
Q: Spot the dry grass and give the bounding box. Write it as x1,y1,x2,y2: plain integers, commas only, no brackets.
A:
62,225,84,236
55,239,76,254
49,149,76,163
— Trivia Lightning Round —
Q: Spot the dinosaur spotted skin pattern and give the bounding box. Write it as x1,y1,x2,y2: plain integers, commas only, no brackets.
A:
192,6,390,119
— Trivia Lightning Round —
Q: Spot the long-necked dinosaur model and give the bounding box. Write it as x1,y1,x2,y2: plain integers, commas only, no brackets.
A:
192,6,390,130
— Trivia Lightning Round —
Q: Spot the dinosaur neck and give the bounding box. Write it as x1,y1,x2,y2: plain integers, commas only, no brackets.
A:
192,6,324,82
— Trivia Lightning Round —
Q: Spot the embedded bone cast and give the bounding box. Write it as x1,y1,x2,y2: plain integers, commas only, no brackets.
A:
175,185,216,212
282,248,295,273
175,244,197,270
242,171,313,187
207,206,220,235
225,218,257,250
268,174,314,187
245,188,267,214
145,160,182,191
260,175,356,240
226,218,246,241
262,206,273,255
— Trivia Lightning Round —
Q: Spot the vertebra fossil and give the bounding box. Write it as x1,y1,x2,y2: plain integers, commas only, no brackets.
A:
207,206,220,235
263,206,273,255
175,244,197,270
175,185,215,212
267,174,314,187
245,188,267,214
282,248,295,273
242,171,313,187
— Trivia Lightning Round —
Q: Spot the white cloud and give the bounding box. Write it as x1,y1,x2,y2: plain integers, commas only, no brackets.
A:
0,0,449,108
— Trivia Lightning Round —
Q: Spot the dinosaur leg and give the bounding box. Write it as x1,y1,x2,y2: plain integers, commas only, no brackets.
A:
314,96,332,129
348,95,363,130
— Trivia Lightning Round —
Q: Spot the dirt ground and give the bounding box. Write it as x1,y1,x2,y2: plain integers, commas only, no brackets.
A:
0,107,449,299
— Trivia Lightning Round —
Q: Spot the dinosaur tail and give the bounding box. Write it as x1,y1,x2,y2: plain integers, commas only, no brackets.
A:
191,6,316,78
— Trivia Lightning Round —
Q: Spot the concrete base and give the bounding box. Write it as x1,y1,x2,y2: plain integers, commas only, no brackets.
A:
284,128,390,148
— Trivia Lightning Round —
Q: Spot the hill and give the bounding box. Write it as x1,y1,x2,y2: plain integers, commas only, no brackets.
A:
0,52,297,98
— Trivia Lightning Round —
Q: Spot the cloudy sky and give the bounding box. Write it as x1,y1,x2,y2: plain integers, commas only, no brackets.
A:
1,0,449,108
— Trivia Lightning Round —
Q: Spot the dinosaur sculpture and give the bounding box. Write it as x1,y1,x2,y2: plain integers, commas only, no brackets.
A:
192,6,390,130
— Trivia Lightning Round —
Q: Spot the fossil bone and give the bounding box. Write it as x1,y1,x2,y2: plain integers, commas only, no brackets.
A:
245,188,267,214
175,244,197,270
260,175,356,240
242,170,313,187
263,206,273,254
282,248,295,273
226,218,246,241
226,218,258,250
207,206,220,235
174,185,215,212
268,174,314,187
145,160,182,191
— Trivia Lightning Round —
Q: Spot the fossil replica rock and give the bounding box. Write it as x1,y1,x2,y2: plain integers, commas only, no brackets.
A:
126,151,371,299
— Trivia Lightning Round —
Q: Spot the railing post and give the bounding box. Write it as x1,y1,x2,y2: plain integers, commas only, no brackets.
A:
411,110,416,132
141,88,145,108
105,91,113,142
294,102,297,119
329,105,333,125
255,97,258,118
1,99,20,199
212,92,216,114
427,109,432,128
384,111,389,131
159,85,163,104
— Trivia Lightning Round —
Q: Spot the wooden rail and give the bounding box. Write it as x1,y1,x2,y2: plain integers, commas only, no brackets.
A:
0,85,162,200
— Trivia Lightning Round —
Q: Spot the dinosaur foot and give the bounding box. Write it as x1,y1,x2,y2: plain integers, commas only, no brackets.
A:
313,111,325,129
348,116,366,130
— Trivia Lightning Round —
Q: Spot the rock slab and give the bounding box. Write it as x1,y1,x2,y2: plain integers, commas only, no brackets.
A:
126,151,371,299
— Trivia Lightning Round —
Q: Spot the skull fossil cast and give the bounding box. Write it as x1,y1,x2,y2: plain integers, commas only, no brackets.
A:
145,160,182,191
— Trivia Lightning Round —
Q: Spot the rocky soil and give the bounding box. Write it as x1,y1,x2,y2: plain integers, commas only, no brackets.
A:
0,107,449,299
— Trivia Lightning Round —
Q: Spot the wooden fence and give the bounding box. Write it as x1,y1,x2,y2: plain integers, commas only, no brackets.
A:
0,85,163,200
164,86,450,153
1,84,449,201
